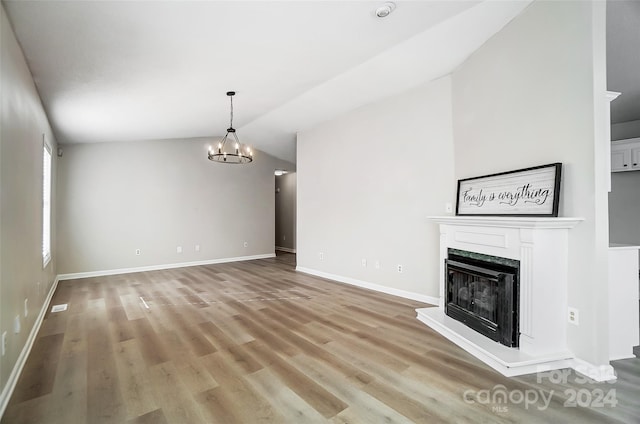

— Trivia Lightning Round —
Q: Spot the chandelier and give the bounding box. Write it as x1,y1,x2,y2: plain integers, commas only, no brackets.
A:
208,91,253,164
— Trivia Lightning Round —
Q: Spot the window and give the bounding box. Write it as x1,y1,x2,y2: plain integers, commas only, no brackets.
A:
42,139,52,267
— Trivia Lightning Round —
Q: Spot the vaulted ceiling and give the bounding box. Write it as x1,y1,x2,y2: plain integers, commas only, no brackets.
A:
3,1,539,163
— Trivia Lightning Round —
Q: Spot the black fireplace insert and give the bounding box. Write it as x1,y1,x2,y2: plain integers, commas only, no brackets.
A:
445,249,519,347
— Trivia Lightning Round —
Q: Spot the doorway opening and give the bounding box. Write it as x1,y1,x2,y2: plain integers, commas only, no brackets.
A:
275,171,297,261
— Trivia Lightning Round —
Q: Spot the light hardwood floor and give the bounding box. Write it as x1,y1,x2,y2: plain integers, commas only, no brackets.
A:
2,253,639,423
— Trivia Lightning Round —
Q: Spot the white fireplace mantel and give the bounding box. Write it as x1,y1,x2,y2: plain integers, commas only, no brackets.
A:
427,216,584,230
417,215,585,377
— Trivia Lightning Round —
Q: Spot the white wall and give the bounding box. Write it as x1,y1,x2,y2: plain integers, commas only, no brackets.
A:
452,1,610,366
297,77,455,301
0,3,58,406
56,139,293,274
275,172,296,251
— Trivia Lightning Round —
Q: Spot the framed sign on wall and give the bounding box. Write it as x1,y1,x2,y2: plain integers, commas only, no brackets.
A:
456,163,562,217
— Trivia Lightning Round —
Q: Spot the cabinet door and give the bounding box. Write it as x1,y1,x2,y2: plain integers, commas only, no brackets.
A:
611,148,631,171
632,147,640,170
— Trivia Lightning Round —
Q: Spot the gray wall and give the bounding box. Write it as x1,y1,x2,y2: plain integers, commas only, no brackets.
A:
56,140,293,274
1,3,58,399
609,121,640,245
611,119,640,141
610,171,640,245
275,172,296,251
452,1,609,365
297,76,455,299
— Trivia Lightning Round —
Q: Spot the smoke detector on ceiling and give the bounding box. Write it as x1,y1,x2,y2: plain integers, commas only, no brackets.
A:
376,2,396,18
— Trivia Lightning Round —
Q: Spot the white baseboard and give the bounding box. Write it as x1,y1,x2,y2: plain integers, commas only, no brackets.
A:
571,358,617,382
57,253,276,281
275,246,296,253
609,354,636,362
295,266,439,305
0,276,59,419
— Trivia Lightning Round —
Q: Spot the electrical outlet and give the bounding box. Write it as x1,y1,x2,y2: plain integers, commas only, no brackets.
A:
1,332,6,356
283,235,286,241
24,299,28,318
319,252,324,261
397,264,403,273
375,261,380,269
361,259,367,267
568,307,579,325
177,246,183,254
195,244,200,252
243,241,248,248
135,248,141,256
14,315,20,334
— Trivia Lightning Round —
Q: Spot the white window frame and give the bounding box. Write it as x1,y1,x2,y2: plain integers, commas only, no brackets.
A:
42,137,52,268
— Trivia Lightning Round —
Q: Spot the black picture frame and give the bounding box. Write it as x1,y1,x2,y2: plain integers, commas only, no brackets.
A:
455,163,562,217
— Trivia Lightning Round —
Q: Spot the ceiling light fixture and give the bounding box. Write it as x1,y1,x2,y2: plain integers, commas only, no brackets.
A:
208,91,253,164
375,2,396,18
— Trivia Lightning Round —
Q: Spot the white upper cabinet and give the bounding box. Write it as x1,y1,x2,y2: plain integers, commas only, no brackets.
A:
611,138,640,172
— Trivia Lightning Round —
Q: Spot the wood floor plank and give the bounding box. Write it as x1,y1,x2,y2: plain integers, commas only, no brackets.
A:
147,362,208,423
163,308,217,357
47,352,88,423
361,379,447,423
304,321,411,373
323,340,507,423
174,356,220,395
244,367,328,423
2,252,638,424
112,339,159,419
232,313,302,357
107,305,135,343
129,317,170,366
245,341,349,419
86,302,126,424
0,393,52,424
121,294,146,321
208,312,256,345
199,321,262,373
195,386,246,423
290,354,416,424
9,333,64,404
36,308,69,337
199,351,282,422
126,408,169,424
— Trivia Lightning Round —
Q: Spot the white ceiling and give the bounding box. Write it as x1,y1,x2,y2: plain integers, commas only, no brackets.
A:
4,0,533,163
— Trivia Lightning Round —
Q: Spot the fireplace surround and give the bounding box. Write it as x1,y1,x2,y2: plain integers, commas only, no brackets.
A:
417,216,585,377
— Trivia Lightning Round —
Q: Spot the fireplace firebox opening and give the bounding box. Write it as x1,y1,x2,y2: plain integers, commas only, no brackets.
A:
445,249,520,348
